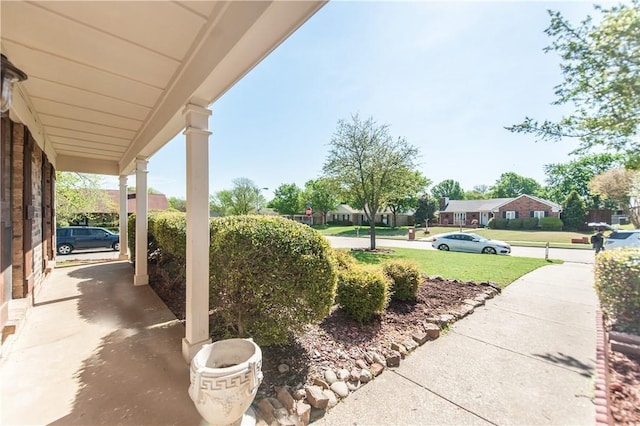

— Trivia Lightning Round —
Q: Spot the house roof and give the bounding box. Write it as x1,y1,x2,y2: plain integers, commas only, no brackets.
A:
330,204,413,215
2,1,326,176
102,190,169,212
494,194,562,212
440,198,513,213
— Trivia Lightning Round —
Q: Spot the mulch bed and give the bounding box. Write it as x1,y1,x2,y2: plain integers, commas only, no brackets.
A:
147,263,493,399
609,349,640,425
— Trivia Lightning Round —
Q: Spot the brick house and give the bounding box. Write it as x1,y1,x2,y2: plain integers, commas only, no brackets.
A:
0,1,326,362
326,204,414,227
437,194,562,226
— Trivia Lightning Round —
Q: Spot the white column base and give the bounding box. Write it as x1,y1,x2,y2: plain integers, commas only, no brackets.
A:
118,253,129,261
182,336,212,363
134,274,149,286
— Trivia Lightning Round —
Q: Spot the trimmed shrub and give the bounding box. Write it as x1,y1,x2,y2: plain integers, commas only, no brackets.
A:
209,215,337,346
539,216,564,231
595,249,640,334
336,266,390,323
507,218,523,230
153,212,187,260
383,261,421,301
522,217,538,230
489,218,508,229
333,248,358,271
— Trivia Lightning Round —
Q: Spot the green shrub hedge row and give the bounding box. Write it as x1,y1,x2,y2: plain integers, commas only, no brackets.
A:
539,216,563,231
488,217,545,230
595,248,640,334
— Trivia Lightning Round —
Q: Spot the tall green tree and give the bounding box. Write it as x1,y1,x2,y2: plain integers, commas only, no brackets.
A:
304,178,339,225
323,115,419,249
414,194,439,227
507,1,640,164
431,179,465,200
55,172,112,226
465,184,491,200
270,183,304,215
562,190,588,231
489,172,542,198
209,177,265,216
167,196,187,212
385,169,430,227
543,153,623,208
589,168,640,227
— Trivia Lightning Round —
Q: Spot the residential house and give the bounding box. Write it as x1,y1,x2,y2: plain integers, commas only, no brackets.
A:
326,204,414,227
437,195,562,226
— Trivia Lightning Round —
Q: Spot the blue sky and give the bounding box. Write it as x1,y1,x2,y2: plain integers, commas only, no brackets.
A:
106,1,607,200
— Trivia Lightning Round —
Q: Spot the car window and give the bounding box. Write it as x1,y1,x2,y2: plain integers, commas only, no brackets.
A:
608,232,631,240
73,228,92,236
90,228,106,236
57,228,70,237
460,235,472,241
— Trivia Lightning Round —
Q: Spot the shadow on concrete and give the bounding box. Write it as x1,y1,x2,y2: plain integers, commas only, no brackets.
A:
532,351,594,378
50,262,202,425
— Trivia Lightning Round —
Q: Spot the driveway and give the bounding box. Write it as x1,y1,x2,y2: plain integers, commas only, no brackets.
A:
56,249,121,263
325,236,595,264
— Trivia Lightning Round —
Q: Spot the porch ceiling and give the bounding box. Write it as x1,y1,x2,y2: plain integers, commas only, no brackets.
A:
1,1,325,175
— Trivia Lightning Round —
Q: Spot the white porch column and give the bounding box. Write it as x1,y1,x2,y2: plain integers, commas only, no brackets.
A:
181,103,212,361
134,158,149,286
118,175,129,260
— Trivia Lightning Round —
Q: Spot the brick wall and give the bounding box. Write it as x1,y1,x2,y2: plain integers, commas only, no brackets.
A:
32,145,44,291
11,123,24,298
498,196,559,219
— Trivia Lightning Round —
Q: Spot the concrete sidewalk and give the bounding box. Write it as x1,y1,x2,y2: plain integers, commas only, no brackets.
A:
319,262,598,425
0,261,201,426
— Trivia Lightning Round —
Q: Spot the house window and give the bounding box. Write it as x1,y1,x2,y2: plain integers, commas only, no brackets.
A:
454,212,466,225
505,211,516,220
533,211,545,221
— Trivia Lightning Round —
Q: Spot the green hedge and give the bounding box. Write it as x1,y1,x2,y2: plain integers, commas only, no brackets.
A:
336,266,390,323
522,217,539,230
507,218,523,230
488,218,508,229
595,249,640,334
209,215,337,346
540,216,564,231
383,261,421,301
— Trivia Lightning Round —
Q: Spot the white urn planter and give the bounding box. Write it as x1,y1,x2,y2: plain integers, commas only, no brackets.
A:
188,338,263,426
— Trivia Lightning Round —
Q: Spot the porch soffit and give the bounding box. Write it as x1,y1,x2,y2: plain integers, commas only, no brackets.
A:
0,1,326,176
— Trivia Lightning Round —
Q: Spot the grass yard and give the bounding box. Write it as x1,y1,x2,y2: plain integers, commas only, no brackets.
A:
348,247,561,288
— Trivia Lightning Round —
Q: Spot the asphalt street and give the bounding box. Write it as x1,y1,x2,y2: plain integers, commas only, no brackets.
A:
58,235,596,265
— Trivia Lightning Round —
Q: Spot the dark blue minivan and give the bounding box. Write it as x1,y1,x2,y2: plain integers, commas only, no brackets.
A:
56,226,120,255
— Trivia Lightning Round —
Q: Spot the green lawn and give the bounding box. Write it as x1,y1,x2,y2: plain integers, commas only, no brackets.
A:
348,247,561,288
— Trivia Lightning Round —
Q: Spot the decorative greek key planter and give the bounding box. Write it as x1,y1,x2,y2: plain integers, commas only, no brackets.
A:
188,338,263,426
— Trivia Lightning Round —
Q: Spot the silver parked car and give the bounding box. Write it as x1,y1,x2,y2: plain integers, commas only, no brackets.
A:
604,229,640,250
432,232,511,255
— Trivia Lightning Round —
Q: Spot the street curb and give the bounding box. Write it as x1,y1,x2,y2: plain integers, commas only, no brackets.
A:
594,309,613,426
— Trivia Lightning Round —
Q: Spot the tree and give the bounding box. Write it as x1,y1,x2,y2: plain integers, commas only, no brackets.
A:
543,153,624,208
385,169,430,227
269,183,304,215
55,172,112,226
323,115,419,249
127,186,163,194
209,177,265,216
562,190,588,231
167,196,187,212
431,179,465,200
506,1,640,163
304,178,339,225
414,194,439,227
489,172,542,198
590,168,640,227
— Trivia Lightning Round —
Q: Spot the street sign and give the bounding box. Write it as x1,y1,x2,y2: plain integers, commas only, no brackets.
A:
305,207,312,217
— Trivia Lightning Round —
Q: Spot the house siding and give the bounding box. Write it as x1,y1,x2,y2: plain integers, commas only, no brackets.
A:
498,197,559,219
1,117,54,333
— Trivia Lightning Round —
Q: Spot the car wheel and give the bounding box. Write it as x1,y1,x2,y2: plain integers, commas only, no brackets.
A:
57,243,73,255
437,244,449,251
112,242,120,251
482,247,497,255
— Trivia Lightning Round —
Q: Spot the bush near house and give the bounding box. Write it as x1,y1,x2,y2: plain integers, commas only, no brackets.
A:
507,218,523,230
383,261,421,301
540,216,564,231
595,249,640,334
128,213,338,346
488,218,508,229
522,217,538,230
209,215,337,346
336,265,390,323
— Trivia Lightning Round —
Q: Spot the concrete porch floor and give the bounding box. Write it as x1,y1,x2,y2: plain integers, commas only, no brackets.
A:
0,261,203,425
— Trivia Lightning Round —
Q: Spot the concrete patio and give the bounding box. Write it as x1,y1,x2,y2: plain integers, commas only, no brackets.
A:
0,260,202,425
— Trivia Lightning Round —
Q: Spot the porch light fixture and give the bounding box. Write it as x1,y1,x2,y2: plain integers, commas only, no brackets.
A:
1,54,28,114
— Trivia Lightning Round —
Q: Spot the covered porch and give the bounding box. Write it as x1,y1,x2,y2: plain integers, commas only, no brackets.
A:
1,1,326,363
